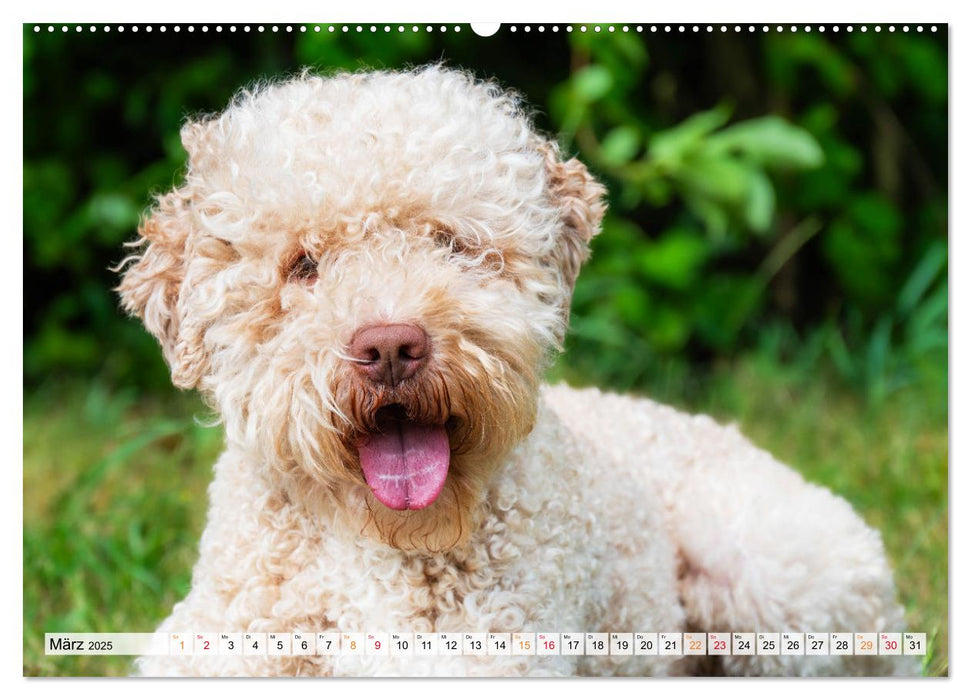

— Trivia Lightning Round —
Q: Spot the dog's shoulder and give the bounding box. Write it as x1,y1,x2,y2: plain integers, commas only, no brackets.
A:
537,382,774,482
540,382,727,444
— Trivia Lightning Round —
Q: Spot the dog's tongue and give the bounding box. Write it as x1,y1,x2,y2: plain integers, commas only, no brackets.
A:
358,419,450,511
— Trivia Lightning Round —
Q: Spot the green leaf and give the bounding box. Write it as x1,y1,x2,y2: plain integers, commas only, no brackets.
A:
574,32,649,84
646,305,690,352
693,274,764,349
898,241,947,315
704,116,824,170
566,313,631,348
822,193,903,306
599,125,642,166
743,168,776,233
766,34,856,97
636,227,710,290
88,193,139,233
675,155,751,206
682,192,730,239
792,135,863,209
864,316,893,401
648,104,732,164
596,216,646,251
571,65,614,104
905,280,947,353
608,32,650,70
642,177,672,206
899,37,948,103
611,282,653,328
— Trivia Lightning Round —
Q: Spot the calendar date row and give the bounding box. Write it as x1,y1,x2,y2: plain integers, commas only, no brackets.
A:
46,632,927,657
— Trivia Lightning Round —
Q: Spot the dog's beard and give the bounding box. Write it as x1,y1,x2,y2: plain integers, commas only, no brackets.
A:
229,336,543,552
331,357,539,551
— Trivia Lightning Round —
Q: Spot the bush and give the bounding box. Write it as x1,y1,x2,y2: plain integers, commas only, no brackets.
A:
23,27,947,403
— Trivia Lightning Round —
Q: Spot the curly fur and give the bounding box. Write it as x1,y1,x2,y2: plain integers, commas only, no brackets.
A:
118,65,915,676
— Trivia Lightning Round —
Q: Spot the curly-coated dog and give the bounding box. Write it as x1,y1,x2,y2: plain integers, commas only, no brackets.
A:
118,66,914,676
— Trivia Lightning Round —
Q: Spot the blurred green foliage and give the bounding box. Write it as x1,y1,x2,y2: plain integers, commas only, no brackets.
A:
547,29,946,407
23,25,947,407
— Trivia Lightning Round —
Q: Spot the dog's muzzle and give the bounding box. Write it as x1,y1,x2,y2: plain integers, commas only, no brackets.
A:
347,324,450,510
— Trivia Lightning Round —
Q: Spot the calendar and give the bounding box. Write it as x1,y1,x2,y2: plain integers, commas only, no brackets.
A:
45,631,928,657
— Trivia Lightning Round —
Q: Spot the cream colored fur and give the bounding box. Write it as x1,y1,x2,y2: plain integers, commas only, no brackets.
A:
119,66,915,676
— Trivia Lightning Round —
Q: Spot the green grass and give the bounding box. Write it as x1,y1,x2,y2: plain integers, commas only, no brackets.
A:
23,383,222,676
23,361,947,676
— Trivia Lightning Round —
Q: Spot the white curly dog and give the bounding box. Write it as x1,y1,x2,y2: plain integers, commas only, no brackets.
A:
119,66,914,676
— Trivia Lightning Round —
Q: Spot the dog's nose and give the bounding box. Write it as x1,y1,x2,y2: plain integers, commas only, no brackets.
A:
349,323,429,386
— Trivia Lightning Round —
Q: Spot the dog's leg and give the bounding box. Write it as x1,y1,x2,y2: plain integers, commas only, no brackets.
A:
133,597,322,677
660,418,918,676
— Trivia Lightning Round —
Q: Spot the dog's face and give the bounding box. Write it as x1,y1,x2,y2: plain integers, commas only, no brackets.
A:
119,67,604,550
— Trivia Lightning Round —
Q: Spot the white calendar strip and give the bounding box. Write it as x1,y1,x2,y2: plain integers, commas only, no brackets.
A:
46,632,927,657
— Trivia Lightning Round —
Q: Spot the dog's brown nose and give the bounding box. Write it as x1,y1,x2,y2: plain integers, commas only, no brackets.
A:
349,323,429,386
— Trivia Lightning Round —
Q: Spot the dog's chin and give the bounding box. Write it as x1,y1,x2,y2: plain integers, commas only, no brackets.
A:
355,405,454,512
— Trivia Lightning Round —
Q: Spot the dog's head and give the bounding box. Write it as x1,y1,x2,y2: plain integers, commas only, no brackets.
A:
118,66,604,550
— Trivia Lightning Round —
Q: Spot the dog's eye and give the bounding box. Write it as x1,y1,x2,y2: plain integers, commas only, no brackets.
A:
434,229,471,257
286,251,318,283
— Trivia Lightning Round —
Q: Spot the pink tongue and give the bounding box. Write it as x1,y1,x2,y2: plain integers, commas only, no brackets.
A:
358,419,451,510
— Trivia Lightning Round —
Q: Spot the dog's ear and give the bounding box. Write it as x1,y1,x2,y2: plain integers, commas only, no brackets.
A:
118,120,221,389
539,140,606,325
118,186,209,390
